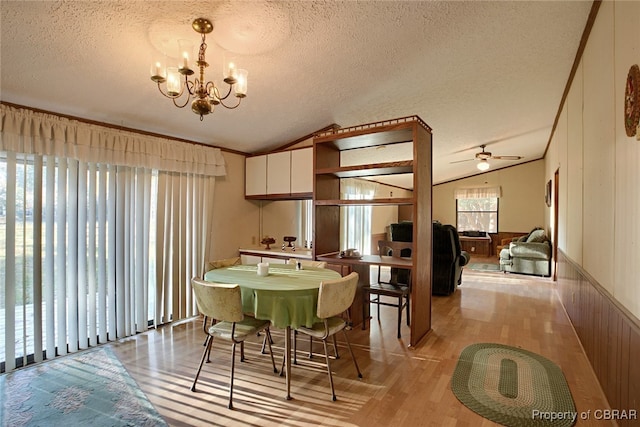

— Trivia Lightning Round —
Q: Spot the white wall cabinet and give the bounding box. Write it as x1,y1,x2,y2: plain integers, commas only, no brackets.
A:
290,147,313,194
245,155,267,196
266,151,291,195
245,147,313,199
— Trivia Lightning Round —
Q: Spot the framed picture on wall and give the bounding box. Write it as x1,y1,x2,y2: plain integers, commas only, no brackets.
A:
545,180,552,207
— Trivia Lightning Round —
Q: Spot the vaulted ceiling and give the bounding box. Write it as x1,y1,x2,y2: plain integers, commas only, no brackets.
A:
0,1,592,184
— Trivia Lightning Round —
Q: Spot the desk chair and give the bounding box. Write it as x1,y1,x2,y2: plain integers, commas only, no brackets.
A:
362,240,412,339
293,272,362,401
190,278,278,409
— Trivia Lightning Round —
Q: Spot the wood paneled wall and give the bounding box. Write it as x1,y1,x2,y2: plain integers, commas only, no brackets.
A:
557,250,640,425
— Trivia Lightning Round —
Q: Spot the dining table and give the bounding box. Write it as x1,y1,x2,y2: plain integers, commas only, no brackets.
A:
203,263,341,400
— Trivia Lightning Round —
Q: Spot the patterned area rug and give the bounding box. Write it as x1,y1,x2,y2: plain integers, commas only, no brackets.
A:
452,343,576,427
0,347,166,427
468,263,501,272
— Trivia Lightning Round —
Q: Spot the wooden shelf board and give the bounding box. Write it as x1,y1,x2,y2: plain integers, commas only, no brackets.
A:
314,198,413,206
315,128,414,151
315,161,413,178
245,192,312,201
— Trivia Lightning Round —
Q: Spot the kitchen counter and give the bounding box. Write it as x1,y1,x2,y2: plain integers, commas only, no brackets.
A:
239,246,313,260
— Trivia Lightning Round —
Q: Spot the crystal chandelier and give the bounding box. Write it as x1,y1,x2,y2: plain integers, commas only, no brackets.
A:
150,18,247,120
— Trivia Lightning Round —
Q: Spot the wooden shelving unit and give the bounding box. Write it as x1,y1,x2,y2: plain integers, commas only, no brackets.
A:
312,115,433,346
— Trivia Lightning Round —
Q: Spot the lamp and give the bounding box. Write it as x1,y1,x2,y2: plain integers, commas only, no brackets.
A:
150,18,247,121
477,159,490,171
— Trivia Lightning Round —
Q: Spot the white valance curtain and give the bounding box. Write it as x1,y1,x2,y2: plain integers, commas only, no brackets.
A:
454,186,502,199
0,104,226,176
0,104,224,372
340,178,376,255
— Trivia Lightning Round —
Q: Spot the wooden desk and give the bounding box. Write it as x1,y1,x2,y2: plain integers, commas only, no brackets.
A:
315,253,413,327
459,236,492,256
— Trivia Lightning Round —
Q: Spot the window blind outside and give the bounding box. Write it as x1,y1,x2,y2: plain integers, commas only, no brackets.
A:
454,186,502,199
340,178,376,255
299,200,313,248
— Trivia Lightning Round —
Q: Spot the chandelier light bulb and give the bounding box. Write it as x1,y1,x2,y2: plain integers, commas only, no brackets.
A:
177,39,194,73
235,69,248,97
223,53,238,84
150,55,167,82
166,68,181,96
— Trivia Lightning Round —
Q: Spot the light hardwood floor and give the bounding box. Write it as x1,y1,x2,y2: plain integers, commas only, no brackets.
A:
111,261,613,426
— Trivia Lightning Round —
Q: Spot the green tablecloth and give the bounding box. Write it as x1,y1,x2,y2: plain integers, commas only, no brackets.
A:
204,264,340,329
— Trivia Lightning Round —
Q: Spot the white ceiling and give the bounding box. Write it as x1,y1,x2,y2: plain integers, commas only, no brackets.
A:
0,1,592,185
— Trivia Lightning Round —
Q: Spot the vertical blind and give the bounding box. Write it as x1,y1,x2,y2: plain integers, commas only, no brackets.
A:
0,104,225,372
340,178,376,255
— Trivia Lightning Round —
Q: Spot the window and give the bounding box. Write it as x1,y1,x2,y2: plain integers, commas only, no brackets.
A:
454,186,501,233
456,197,498,233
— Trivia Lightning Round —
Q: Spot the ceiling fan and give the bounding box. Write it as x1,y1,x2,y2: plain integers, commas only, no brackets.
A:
451,144,523,171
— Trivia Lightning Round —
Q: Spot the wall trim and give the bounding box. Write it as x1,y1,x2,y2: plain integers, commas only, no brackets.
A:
543,0,601,158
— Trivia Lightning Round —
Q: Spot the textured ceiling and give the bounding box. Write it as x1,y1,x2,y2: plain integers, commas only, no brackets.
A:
0,1,592,184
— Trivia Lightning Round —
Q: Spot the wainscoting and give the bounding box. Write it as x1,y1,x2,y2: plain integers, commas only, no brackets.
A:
556,250,640,425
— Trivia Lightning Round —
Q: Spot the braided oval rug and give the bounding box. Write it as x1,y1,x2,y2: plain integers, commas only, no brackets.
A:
451,343,576,427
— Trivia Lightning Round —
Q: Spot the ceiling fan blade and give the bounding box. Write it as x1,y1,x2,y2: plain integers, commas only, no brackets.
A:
492,155,522,160
450,158,476,164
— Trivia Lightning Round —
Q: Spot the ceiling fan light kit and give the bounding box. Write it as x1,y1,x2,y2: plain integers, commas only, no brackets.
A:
477,159,491,171
150,18,247,121
453,144,523,172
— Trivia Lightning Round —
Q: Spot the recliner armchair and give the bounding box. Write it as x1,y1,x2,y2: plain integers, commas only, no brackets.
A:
499,228,551,276
388,221,470,295
432,223,470,295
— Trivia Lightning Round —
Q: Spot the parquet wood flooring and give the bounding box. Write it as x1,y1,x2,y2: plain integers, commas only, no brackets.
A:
111,262,613,426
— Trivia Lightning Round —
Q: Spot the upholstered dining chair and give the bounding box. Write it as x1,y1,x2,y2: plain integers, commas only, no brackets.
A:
206,256,241,273
362,240,413,339
201,257,242,345
190,278,278,409
286,258,328,358
286,259,328,269
293,272,363,401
